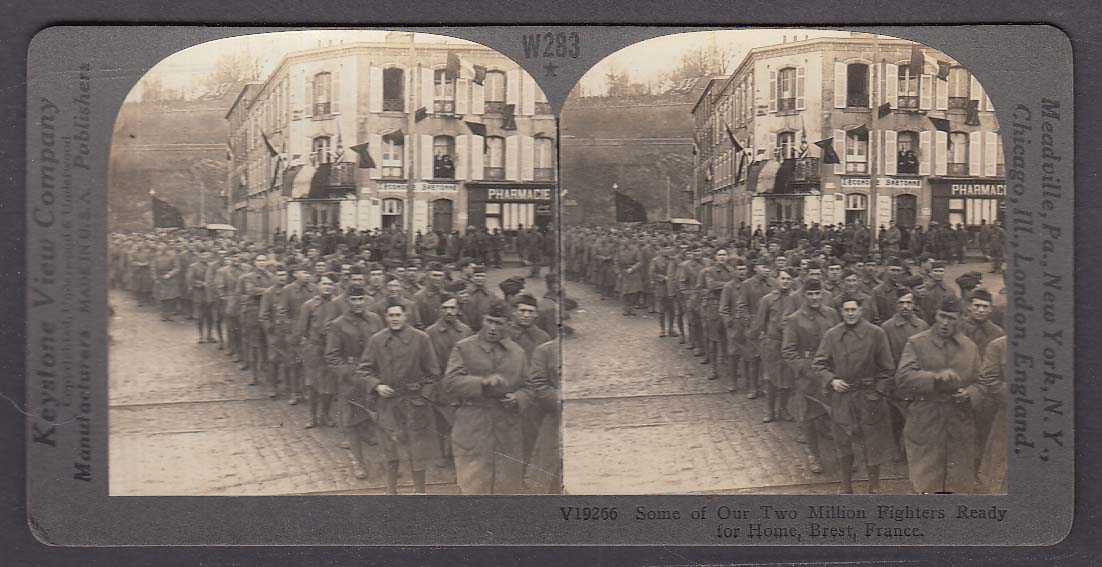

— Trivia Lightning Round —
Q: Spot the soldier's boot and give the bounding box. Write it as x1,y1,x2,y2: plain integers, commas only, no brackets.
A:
268,362,282,399
746,360,761,400
839,455,855,494
215,324,224,350
658,312,668,337
727,357,741,392
385,463,400,495
701,338,712,365
305,390,319,429
777,388,794,421
412,470,427,494
350,443,369,481
867,465,881,494
762,382,777,423
320,394,336,427
803,423,824,474
196,317,206,343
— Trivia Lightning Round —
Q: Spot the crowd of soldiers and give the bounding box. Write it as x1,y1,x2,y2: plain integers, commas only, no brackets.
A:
109,228,563,495
564,220,1008,495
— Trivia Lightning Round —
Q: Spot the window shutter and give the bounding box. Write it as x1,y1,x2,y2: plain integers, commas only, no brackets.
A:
970,75,983,104
421,68,435,111
768,69,777,113
934,130,948,176
935,75,949,111
521,73,536,116
985,90,995,112
969,131,983,176
413,199,428,232
470,135,485,180
833,129,845,174
421,134,434,180
456,135,469,180
304,75,314,118
456,79,470,115
884,63,898,108
330,69,341,114
767,131,778,158
505,135,519,180
985,132,999,177
919,74,933,110
368,67,383,113
368,133,383,180
919,130,932,176
865,65,873,106
471,82,485,115
877,194,892,225
883,130,897,176
520,136,535,180
404,135,412,178
834,62,847,108
506,69,520,106
796,66,807,110
804,195,821,225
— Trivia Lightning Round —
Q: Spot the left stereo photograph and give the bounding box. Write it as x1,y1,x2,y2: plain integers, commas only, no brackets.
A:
107,29,563,496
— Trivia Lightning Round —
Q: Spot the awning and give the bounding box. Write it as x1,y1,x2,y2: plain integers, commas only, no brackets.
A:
281,165,302,197
748,158,800,195
290,162,314,199
204,224,238,231
670,218,702,225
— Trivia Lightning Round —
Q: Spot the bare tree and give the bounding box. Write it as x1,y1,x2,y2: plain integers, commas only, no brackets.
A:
604,63,633,96
204,51,258,92
661,43,735,85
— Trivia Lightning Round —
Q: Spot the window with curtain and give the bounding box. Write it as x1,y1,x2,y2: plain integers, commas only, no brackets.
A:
776,67,797,112
845,129,869,173
313,72,332,115
898,62,920,109
484,136,505,180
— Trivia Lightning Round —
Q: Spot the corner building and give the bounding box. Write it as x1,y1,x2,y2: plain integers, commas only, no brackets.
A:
692,34,1005,236
226,34,557,241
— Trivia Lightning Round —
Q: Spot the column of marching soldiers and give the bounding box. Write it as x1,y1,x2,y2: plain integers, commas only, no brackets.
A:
109,231,564,495
564,223,1009,495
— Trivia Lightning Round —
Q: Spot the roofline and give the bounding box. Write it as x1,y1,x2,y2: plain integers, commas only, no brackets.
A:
225,82,262,119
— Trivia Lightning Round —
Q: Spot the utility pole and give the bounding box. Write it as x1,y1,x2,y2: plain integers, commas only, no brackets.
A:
666,175,671,221
406,32,418,257
869,33,881,248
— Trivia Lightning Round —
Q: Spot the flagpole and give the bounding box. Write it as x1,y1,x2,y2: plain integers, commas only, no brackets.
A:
406,32,417,256
869,33,881,248
666,175,671,221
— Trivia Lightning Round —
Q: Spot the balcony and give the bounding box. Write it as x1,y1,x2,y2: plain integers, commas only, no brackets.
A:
792,157,821,184
897,95,919,110
433,99,456,115
329,162,357,188
485,101,506,115
778,97,796,112
484,167,505,180
948,162,968,176
383,98,404,112
534,167,555,182
949,97,970,111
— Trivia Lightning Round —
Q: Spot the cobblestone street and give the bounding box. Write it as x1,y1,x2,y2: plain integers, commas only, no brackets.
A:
109,266,545,496
561,261,1003,495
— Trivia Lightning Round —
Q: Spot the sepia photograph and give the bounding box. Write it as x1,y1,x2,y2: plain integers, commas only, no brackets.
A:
107,30,563,496
560,29,1008,495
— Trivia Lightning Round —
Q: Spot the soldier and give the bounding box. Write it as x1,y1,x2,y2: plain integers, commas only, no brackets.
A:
834,269,880,324
752,268,801,423
958,288,1006,474
280,265,317,404
651,244,680,338
188,249,215,343
676,247,706,358
781,279,839,474
813,293,898,494
356,297,440,494
461,264,499,332
258,265,294,398
617,239,645,316
896,295,982,494
880,285,930,455
324,286,386,480
443,302,530,494
152,243,182,322
424,286,474,464
988,221,1006,274
535,272,569,339
699,247,735,375
736,258,773,399
215,253,244,362
371,279,422,329
507,293,552,471
295,273,344,429
516,338,562,493
414,262,447,326
978,335,1008,493
718,259,750,392
239,254,274,384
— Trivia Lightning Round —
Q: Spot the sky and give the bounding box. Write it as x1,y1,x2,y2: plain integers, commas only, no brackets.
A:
572,29,856,97
128,30,477,101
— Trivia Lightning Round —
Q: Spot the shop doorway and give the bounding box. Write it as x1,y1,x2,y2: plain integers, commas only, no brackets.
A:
895,194,917,227
431,198,453,234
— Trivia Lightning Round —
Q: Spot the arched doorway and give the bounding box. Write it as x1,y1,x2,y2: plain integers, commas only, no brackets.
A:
896,194,917,227
431,198,453,234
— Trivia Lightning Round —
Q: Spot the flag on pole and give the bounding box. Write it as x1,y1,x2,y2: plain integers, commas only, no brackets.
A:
502,104,517,130
261,131,278,157
152,196,185,228
464,120,487,137
850,124,869,138
909,45,925,76
965,99,981,126
724,123,743,152
614,190,648,223
349,142,376,168
937,60,952,81
446,51,488,85
415,107,428,122
814,137,841,164
878,102,893,118
928,116,952,132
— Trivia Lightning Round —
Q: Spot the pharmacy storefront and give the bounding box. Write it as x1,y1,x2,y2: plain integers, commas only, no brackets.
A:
465,184,556,233
930,179,1006,227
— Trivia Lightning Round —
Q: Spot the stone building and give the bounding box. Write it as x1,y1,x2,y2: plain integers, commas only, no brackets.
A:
226,34,556,241
692,34,1005,237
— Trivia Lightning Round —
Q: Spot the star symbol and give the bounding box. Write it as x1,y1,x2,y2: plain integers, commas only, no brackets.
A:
543,61,559,77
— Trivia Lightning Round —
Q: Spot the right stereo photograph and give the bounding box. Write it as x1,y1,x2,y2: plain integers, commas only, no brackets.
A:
559,29,1007,496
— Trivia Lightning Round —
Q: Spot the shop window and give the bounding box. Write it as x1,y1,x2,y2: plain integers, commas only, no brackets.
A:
898,63,920,110
897,131,920,174
948,131,969,176
484,203,502,231
534,136,555,181
948,67,970,110
847,63,870,108
433,69,456,114
484,136,505,180
381,135,404,178
432,135,456,179
313,72,332,115
845,129,868,174
383,67,404,112
485,70,506,114
431,198,453,234
776,67,797,112
312,136,332,165
845,193,868,225
381,198,404,230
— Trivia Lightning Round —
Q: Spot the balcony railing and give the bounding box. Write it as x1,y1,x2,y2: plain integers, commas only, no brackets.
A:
897,95,919,110
534,167,555,181
329,162,357,188
484,101,506,114
845,160,868,174
484,167,505,180
948,162,969,176
778,97,796,112
846,93,869,108
792,157,821,183
949,97,970,111
433,99,456,114
383,98,404,112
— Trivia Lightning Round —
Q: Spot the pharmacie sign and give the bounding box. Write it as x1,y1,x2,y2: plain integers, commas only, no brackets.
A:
949,182,1007,197
486,187,553,201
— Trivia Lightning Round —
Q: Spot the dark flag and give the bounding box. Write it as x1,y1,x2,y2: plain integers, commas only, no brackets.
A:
909,45,925,76
261,131,279,158
965,99,981,126
878,102,893,118
349,142,376,168
502,104,517,130
445,52,462,82
471,65,488,86
928,116,952,132
850,124,869,138
725,123,743,152
735,152,746,183
814,137,841,164
691,142,698,157
415,107,428,122
937,60,952,81
614,190,648,223
464,120,487,137
152,196,185,228
446,51,487,85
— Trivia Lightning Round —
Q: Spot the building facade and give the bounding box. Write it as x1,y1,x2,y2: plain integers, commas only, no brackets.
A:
226,34,556,241
692,34,1005,237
